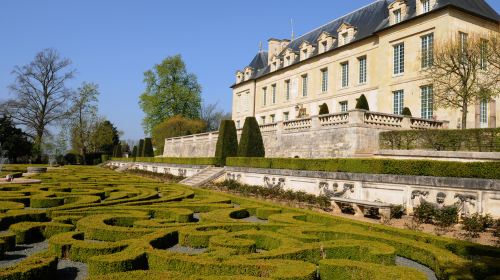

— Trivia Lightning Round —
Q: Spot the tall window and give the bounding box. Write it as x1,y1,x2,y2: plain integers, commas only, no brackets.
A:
421,33,434,68
285,80,290,100
358,56,367,84
270,114,275,123
262,87,267,106
340,101,348,112
302,74,308,97
341,62,349,88
302,49,308,60
283,112,289,121
393,90,404,115
394,9,402,24
237,120,240,129
480,39,488,70
480,99,488,128
322,41,328,52
422,0,430,13
260,116,266,125
272,84,276,104
421,85,433,119
394,43,405,75
342,32,348,45
460,32,468,62
321,68,328,92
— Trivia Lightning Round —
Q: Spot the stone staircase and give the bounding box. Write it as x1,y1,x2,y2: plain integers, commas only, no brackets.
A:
179,167,226,187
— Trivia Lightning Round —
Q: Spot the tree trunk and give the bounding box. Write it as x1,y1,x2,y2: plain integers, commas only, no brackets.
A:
461,103,468,129
34,129,44,163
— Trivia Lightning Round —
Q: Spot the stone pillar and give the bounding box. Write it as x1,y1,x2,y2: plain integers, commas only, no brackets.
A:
401,116,411,129
352,204,364,217
379,208,391,221
311,115,320,130
349,110,366,126
331,201,342,214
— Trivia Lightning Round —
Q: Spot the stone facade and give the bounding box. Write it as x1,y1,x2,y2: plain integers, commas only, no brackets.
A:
164,109,446,158
232,1,499,131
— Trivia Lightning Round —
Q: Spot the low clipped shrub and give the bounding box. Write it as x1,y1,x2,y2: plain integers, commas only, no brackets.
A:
390,205,405,219
0,252,58,280
226,157,500,179
319,259,426,280
111,157,217,166
434,206,459,234
402,107,412,116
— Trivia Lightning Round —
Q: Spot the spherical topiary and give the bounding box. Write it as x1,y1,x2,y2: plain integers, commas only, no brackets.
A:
355,94,370,110
138,139,145,157
143,138,154,157
237,117,265,158
319,103,329,115
214,120,238,166
402,107,412,117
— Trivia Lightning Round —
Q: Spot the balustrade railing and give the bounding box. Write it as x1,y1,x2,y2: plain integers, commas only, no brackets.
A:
283,118,312,131
364,112,404,128
319,112,349,127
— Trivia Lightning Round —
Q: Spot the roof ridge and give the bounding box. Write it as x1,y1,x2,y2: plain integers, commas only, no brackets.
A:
291,0,388,43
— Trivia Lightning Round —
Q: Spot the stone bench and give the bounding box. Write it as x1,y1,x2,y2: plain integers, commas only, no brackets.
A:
331,197,391,220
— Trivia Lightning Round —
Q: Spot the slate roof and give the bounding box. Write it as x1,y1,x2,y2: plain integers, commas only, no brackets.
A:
234,0,499,86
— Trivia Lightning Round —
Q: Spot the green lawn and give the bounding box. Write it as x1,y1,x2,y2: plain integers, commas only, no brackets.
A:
0,165,498,280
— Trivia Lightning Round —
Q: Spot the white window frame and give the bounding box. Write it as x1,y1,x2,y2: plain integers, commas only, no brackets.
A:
341,62,349,88
263,87,267,106
422,0,430,13
480,99,488,128
421,33,434,69
285,80,290,100
272,84,276,104
283,112,289,121
358,56,367,84
302,74,308,97
340,101,348,112
393,43,405,75
321,68,328,92
394,9,402,24
270,114,275,123
420,85,433,119
393,90,404,115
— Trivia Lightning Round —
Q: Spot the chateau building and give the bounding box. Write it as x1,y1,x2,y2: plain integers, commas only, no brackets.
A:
231,0,500,130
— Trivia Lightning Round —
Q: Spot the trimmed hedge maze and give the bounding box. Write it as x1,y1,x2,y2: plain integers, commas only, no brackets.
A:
0,166,499,279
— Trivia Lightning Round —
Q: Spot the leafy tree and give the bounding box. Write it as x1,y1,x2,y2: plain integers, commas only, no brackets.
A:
152,115,206,155
402,107,412,117
142,138,154,157
2,48,75,161
138,139,145,157
92,120,120,155
139,55,202,134
355,94,370,110
214,120,238,166
425,33,500,129
0,116,32,163
69,82,99,164
200,103,232,131
237,117,265,157
318,103,329,115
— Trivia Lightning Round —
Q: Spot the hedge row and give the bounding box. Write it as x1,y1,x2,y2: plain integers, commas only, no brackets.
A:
111,157,217,166
379,128,500,152
0,252,58,280
319,259,426,280
226,157,500,179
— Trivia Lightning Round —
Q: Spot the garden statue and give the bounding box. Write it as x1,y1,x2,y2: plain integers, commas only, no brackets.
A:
454,193,477,217
263,176,285,189
411,190,430,207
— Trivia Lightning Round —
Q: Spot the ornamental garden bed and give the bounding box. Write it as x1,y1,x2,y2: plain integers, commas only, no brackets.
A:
0,164,498,280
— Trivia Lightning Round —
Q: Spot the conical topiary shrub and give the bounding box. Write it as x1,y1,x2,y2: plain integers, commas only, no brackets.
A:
112,146,118,158
319,103,329,115
214,120,238,166
143,138,154,157
237,117,265,158
355,94,370,110
115,144,123,158
131,145,138,158
402,107,412,117
138,139,145,157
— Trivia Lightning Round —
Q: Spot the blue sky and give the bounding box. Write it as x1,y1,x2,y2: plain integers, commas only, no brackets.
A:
1,0,499,140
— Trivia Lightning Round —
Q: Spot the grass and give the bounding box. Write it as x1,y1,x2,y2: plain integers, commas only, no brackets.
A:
0,164,498,280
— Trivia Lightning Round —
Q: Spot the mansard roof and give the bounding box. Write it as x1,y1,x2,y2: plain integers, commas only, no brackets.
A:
233,0,499,87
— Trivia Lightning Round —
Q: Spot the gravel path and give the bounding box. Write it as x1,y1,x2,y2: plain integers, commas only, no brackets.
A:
241,216,268,224
396,256,437,280
167,244,207,255
0,240,48,268
57,259,88,280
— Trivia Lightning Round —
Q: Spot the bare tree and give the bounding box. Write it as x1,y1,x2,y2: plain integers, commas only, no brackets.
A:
4,48,75,161
69,82,99,164
425,33,500,129
200,102,232,131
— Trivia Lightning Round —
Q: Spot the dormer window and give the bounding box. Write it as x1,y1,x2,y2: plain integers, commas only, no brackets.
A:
337,23,357,46
244,67,254,80
418,0,435,15
317,31,335,54
286,56,291,66
422,0,430,13
300,41,312,61
394,9,402,23
283,48,297,67
302,49,308,60
389,0,407,25
236,71,244,83
322,41,328,52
